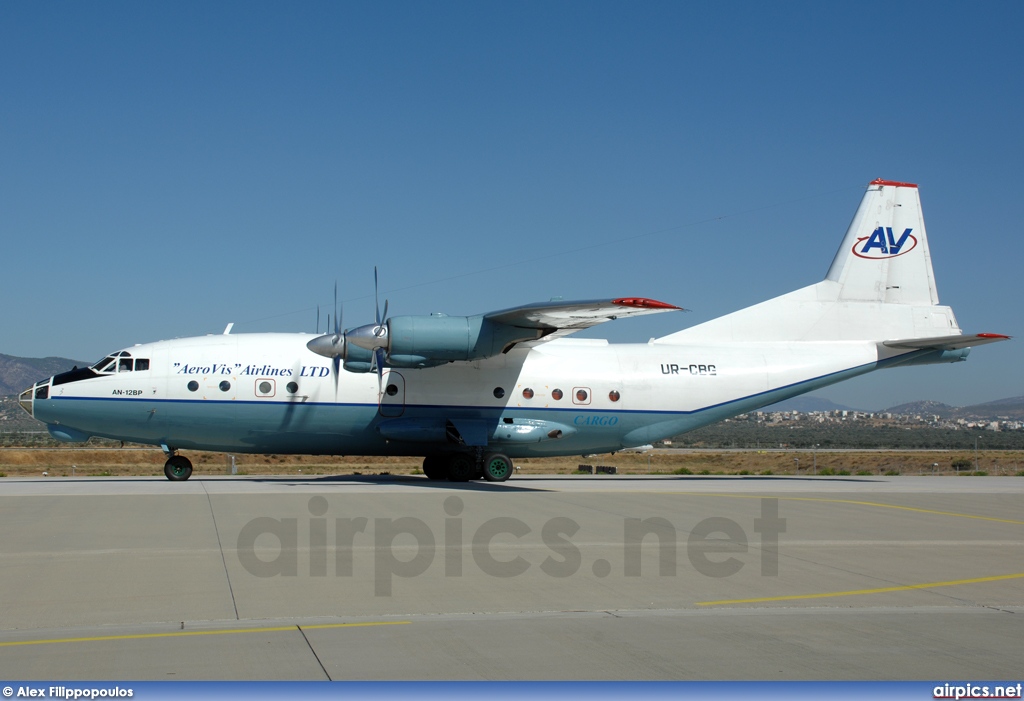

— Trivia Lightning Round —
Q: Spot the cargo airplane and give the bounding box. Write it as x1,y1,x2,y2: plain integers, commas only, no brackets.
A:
19,180,1008,481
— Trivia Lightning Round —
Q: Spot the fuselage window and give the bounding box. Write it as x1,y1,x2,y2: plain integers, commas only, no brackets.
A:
609,390,621,402
385,384,399,396
522,388,534,399
219,381,231,392
551,389,563,400
187,381,199,392
286,381,298,394
135,359,150,371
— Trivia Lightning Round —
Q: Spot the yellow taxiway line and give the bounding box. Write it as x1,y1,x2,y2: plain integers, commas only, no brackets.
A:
657,492,1024,526
697,572,1024,606
0,620,411,648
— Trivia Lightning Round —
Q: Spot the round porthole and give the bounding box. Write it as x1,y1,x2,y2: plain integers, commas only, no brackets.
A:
576,389,588,402
522,388,534,399
493,387,505,399
286,381,298,394
258,381,273,394
187,381,199,392
219,380,231,392
609,390,621,402
551,388,563,400
386,384,399,396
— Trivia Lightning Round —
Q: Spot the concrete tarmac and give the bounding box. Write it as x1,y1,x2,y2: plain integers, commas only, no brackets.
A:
0,475,1022,680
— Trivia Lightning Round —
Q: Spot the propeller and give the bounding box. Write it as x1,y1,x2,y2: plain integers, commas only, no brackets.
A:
370,267,390,394
305,270,392,395
348,266,391,356
331,282,342,392
305,282,346,393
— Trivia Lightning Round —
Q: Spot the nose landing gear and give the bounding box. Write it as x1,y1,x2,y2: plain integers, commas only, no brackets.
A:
164,455,193,481
161,444,194,481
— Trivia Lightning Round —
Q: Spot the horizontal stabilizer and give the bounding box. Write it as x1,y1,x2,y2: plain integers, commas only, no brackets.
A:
883,333,1010,351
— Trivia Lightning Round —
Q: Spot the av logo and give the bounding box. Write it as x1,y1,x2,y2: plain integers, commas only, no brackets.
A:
853,227,917,259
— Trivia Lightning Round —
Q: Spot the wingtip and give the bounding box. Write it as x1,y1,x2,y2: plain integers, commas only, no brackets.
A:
613,297,684,311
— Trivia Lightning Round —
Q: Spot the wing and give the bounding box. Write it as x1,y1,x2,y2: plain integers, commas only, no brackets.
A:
485,297,684,346
883,333,1011,351
309,296,684,370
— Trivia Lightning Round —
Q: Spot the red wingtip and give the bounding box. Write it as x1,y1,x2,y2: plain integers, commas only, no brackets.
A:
870,178,918,188
613,297,682,310
976,333,1011,340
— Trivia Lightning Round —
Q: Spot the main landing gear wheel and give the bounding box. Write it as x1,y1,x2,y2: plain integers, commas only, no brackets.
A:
422,455,448,481
482,453,513,482
164,455,193,481
447,454,476,482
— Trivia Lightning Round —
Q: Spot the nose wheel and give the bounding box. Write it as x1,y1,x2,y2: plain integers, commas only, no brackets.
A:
164,455,193,481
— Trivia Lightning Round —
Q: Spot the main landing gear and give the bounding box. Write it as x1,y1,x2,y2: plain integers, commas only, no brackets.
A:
422,452,514,483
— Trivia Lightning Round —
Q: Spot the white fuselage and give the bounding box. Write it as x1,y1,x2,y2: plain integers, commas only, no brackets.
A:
30,332,890,457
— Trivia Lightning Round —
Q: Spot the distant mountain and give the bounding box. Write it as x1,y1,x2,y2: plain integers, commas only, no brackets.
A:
883,397,1024,421
0,354,88,396
883,400,957,418
954,396,1024,421
761,396,861,413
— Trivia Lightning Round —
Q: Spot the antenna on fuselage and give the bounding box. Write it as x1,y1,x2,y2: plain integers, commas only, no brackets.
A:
223,323,234,335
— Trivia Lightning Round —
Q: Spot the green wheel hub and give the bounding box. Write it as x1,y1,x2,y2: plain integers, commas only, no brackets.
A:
482,453,513,482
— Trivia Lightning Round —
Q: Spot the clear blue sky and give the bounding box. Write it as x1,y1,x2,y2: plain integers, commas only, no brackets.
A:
2,1,1021,410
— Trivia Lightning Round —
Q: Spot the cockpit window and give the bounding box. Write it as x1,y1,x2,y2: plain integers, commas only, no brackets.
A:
92,357,116,373
134,359,149,371
92,351,135,374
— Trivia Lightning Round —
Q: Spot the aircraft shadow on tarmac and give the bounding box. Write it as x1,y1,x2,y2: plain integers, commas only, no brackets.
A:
238,473,887,488
8,474,883,489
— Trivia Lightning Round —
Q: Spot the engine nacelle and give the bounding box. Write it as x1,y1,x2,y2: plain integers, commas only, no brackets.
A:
387,314,542,361
308,311,547,371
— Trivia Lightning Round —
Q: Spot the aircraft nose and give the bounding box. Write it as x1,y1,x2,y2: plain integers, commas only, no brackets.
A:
19,380,50,418
18,386,35,417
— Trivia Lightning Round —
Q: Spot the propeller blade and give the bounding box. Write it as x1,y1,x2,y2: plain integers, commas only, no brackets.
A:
373,267,379,323
374,348,386,396
334,281,340,335
376,300,389,338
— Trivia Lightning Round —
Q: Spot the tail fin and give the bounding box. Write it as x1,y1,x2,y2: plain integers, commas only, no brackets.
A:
657,179,961,344
825,179,939,305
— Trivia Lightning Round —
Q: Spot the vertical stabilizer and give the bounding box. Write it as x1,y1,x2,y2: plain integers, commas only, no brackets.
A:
656,179,959,344
825,179,939,305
